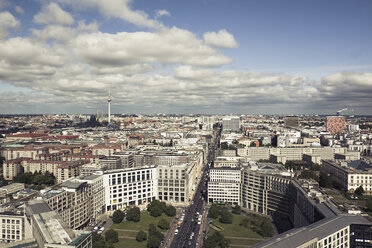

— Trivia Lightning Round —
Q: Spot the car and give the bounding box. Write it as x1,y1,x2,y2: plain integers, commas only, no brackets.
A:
93,226,99,231
175,229,178,235
197,220,201,225
97,230,102,234
100,227,105,231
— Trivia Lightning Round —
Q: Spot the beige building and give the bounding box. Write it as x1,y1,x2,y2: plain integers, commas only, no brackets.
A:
208,167,241,205
0,183,25,198
42,179,94,229
26,199,92,248
0,208,32,244
322,160,372,194
157,162,197,205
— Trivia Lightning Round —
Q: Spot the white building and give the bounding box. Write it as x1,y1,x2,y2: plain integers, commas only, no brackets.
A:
207,167,241,205
103,166,158,211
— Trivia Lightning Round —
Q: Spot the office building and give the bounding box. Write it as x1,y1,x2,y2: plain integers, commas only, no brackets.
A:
222,116,240,132
207,167,241,205
26,199,92,248
0,207,32,244
157,162,197,205
255,214,371,248
103,166,157,211
322,160,372,194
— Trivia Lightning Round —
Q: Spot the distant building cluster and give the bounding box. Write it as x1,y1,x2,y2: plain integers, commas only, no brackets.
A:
0,113,371,247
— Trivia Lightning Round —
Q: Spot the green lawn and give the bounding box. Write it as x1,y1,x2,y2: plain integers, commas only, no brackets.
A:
112,211,174,248
112,211,173,231
114,238,147,248
210,214,264,238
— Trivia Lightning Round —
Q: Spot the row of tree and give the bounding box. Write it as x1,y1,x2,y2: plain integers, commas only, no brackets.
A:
239,213,273,237
13,171,56,189
147,199,176,217
92,229,118,248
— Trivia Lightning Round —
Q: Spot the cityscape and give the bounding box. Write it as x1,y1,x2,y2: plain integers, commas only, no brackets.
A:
0,1,372,248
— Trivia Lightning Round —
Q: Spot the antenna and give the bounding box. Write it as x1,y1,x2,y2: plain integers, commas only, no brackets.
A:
107,89,111,124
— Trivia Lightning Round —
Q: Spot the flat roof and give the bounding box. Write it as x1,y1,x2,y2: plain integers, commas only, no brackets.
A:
255,215,371,248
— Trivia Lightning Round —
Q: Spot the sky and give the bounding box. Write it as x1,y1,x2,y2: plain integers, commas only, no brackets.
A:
0,0,371,115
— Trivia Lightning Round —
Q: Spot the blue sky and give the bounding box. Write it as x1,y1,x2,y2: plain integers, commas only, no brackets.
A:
0,0,371,114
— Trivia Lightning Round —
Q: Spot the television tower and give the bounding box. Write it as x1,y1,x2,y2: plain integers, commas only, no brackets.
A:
107,90,111,124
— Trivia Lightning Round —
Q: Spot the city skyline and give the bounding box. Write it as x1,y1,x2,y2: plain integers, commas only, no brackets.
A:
0,0,371,114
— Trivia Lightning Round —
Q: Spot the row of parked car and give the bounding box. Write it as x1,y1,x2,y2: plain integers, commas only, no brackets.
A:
93,221,106,234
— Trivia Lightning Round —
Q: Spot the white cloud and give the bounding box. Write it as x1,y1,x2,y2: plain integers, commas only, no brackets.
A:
72,27,233,67
156,9,170,18
0,11,19,39
204,29,239,48
14,6,24,14
34,2,74,25
60,0,162,29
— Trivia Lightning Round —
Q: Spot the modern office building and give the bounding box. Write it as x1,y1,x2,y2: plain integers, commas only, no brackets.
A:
26,199,92,248
157,162,197,205
0,207,32,244
103,166,158,211
42,179,94,230
222,116,240,132
255,214,372,248
207,167,241,205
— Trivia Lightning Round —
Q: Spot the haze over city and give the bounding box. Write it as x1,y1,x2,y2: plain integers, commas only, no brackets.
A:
0,0,371,114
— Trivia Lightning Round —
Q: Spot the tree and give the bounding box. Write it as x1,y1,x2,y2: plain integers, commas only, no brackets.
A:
299,170,319,181
258,218,274,237
165,205,176,217
208,204,221,219
355,186,365,196
147,235,162,248
318,171,332,188
105,229,118,243
92,232,106,248
232,205,241,215
157,218,170,230
205,232,229,248
147,200,165,217
148,224,157,236
219,209,233,224
112,209,124,224
220,142,229,150
126,207,141,222
136,230,147,242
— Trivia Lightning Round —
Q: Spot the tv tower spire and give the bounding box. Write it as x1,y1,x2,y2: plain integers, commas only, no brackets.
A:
107,89,111,124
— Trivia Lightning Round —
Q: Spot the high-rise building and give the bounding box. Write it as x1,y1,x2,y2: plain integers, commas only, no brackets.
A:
326,116,346,134
222,116,240,132
107,90,111,124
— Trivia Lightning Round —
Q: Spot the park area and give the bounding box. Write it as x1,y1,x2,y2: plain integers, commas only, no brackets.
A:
92,200,176,248
206,204,273,247
112,211,173,248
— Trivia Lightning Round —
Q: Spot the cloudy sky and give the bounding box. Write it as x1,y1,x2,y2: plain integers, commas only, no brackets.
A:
0,0,371,115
